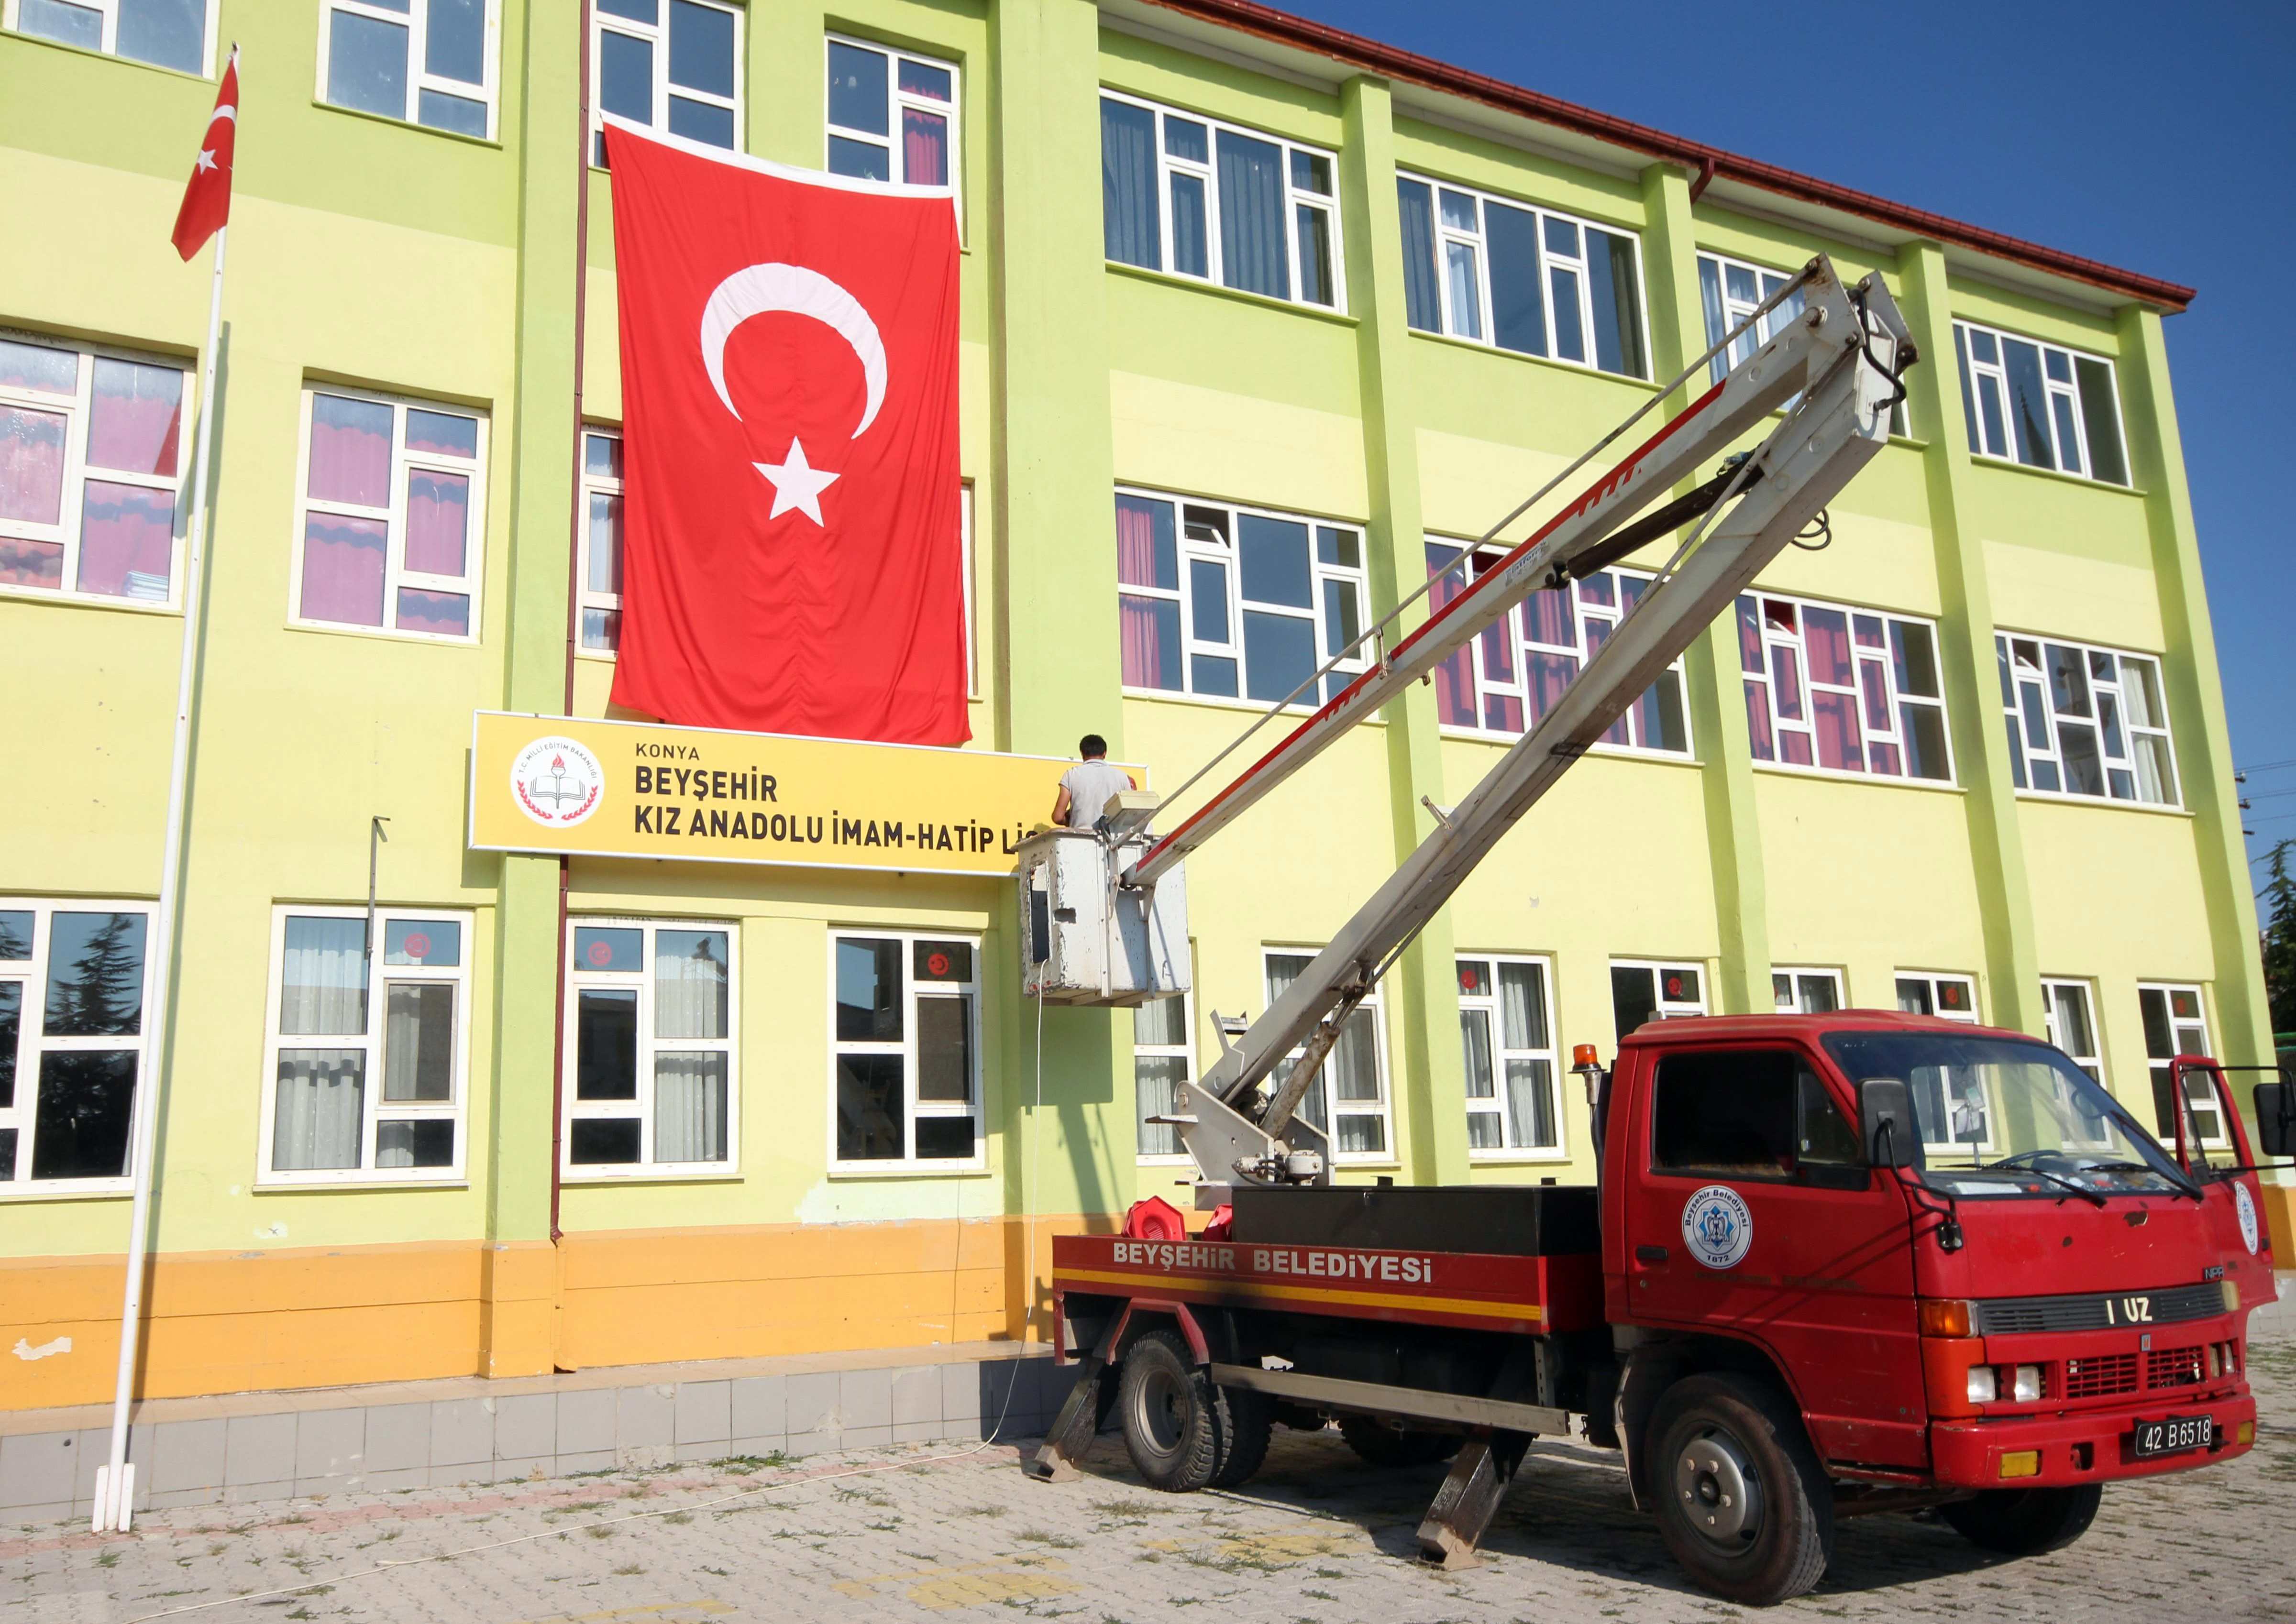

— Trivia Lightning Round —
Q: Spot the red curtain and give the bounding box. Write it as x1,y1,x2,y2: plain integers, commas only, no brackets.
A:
1425,545,1476,727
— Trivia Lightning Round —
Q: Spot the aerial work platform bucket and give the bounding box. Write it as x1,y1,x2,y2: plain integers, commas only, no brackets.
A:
1017,799,1189,1006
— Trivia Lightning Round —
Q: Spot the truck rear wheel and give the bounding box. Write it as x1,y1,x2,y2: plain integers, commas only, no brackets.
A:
1117,1329,1251,1493
1938,1485,2101,1555
1338,1414,1462,1469
1648,1373,1832,1606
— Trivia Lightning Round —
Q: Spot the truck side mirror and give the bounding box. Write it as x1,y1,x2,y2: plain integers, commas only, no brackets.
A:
2257,1079,2296,1159
1860,1077,1917,1168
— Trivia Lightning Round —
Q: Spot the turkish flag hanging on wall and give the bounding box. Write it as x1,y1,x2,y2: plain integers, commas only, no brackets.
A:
605,122,967,745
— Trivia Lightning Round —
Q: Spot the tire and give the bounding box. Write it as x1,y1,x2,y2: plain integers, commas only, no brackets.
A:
1117,1329,1240,1493
1338,1413,1463,1469
1208,1385,1274,1488
1937,1485,2102,1556
1647,1373,1833,1606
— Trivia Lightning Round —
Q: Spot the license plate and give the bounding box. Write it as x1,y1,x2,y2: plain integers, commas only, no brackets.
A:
2131,1415,2213,1459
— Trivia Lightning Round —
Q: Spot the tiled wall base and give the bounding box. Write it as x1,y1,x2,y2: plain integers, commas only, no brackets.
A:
0,1341,1081,1526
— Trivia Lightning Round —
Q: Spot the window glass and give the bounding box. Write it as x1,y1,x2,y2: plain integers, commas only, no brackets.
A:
1742,591,1950,783
1611,960,1705,1041
1953,320,2128,486
2138,983,2223,1150
826,36,959,199
323,1,497,138
0,901,153,1185
564,919,736,1172
1652,1050,1796,1176
831,932,981,1166
593,0,738,162
1101,94,1341,312
1996,633,2176,806
1266,951,1389,1160
296,389,485,642
264,906,470,1182
1457,956,1560,1153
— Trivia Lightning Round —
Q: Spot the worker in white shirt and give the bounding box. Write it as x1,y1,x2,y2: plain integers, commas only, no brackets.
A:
1050,734,1137,831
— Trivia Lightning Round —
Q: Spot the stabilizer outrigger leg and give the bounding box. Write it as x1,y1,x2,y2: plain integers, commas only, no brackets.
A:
1415,1427,1534,1569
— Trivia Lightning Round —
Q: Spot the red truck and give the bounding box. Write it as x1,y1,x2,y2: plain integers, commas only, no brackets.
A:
1029,1013,2277,1605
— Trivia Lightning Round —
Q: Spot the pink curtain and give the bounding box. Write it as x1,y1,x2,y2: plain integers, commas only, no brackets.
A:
0,405,67,524
396,587,470,637
1528,651,1577,726
1425,545,1476,727
0,537,63,589
87,360,182,476
1813,690,1862,772
1803,606,1853,688
902,108,948,186
1115,496,1167,588
1120,594,1176,689
300,512,386,625
404,470,469,576
1736,595,1763,673
307,396,392,506
76,481,174,599
1744,680,1775,761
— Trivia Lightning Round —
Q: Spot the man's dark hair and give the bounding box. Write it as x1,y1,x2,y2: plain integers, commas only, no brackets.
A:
1079,734,1107,758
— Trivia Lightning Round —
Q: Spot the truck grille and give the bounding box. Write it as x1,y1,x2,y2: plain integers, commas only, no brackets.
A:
2147,1347,2206,1390
1976,1282,2223,1335
2062,1354,2138,1398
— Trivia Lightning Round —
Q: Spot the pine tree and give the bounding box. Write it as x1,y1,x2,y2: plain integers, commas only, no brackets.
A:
46,912,145,1037
2263,839,2296,1045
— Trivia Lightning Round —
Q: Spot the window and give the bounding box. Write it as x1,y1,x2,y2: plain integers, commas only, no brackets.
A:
1100,92,1342,312
826,35,956,196
1895,973,1978,1022
1398,175,1646,378
1611,960,1704,1042
0,333,188,609
593,0,739,164
7,0,210,74
1997,633,2177,806
319,0,496,140
832,932,981,1168
259,907,470,1184
564,919,735,1173
1772,967,1842,1014
1954,320,2128,485
1134,986,1193,1160
1117,491,1368,708
1651,1049,1858,1181
0,901,149,1185
292,387,485,642
1456,956,1561,1156
578,428,623,653
1264,951,1390,1160
1700,252,1908,435
2040,978,2103,1085
1426,545,1690,756
1738,592,1950,781
2138,983,2225,1150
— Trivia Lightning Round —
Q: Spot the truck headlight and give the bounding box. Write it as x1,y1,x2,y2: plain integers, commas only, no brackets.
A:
2219,1279,2240,1313
2011,1365,2042,1402
1966,1366,1998,1404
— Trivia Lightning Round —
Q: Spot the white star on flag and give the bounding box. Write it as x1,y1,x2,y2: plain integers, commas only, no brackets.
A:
193,149,216,173
752,437,839,526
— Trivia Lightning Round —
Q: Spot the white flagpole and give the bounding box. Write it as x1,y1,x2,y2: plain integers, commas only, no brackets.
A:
91,217,228,1537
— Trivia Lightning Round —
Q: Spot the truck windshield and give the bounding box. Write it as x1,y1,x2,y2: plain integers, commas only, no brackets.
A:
1821,1030,2187,1197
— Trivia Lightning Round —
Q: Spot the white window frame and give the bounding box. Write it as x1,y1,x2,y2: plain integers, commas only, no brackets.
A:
590,0,743,165
1610,959,1707,1040
316,0,501,141
1895,972,1979,1023
0,329,190,613
289,384,487,645
1428,543,1692,760
1100,89,1346,314
1953,319,2129,484
255,904,473,1187
561,915,740,1179
577,425,623,657
1771,966,1843,1014
2041,978,2105,1085
1401,171,1649,378
1456,953,1564,1161
3,0,219,75
1996,632,2179,808
1263,948,1391,1164
0,898,152,1191
1739,590,1954,784
1698,251,1910,436
828,929,985,1173
1117,489,1369,713
1133,981,1195,1164
824,32,960,206
2137,981,2227,1152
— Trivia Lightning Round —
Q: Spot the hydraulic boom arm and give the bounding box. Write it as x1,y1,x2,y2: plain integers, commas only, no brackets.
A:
1159,257,1913,1201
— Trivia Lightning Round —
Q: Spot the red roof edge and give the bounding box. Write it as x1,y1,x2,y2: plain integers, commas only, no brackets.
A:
1139,0,2195,313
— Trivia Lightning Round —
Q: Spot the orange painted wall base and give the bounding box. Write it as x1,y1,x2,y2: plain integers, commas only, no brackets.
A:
0,1214,1115,1412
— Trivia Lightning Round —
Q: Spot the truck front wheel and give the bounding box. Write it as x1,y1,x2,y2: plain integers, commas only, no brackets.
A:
1117,1329,1254,1492
1938,1485,2101,1555
1648,1373,1833,1606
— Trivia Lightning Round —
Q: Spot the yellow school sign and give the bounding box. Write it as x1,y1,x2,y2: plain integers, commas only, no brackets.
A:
468,712,1125,877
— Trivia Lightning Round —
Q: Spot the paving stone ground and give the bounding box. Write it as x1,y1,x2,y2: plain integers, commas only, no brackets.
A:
11,1324,2295,1624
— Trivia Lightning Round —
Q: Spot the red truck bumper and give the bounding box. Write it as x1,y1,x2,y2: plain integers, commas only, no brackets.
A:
1929,1394,2255,1489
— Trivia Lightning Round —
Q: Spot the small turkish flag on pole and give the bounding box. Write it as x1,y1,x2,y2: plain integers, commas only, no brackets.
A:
604,120,967,746
172,46,238,261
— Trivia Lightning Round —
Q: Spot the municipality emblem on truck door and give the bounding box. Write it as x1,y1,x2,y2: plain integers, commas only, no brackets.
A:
1682,1185,1753,1270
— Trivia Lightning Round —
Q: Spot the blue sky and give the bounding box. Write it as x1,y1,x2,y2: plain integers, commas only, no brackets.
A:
1280,0,2293,879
